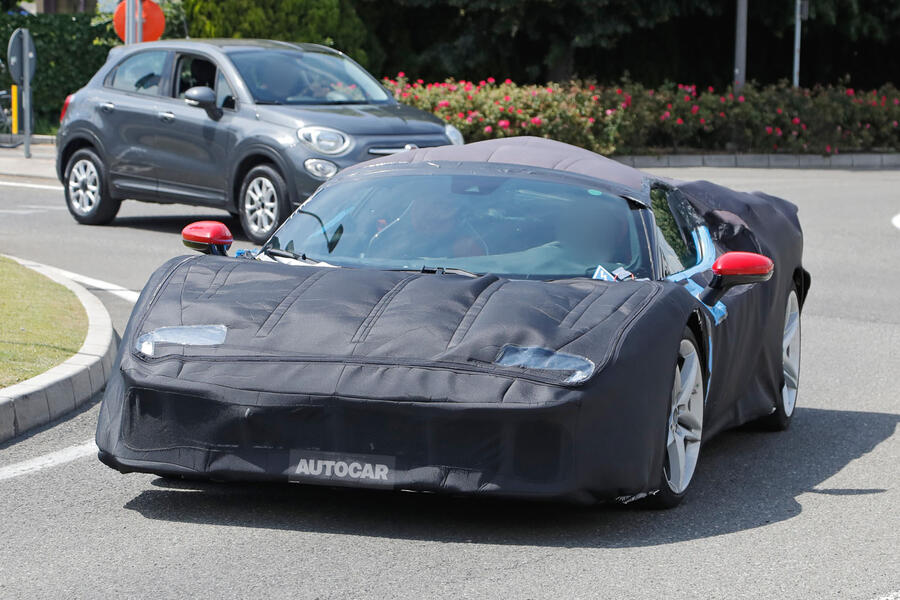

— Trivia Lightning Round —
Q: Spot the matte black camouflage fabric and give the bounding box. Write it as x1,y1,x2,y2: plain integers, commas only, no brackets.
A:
97,137,808,503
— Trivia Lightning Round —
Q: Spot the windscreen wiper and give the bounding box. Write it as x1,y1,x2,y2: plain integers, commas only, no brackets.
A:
263,247,315,263
418,266,480,278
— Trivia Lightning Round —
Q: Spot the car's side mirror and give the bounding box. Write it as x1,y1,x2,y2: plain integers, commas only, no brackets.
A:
700,251,773,305
184,86,222,120
182,221,233,256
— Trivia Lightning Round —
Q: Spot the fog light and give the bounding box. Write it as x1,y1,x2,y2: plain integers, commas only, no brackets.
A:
304,158,339,180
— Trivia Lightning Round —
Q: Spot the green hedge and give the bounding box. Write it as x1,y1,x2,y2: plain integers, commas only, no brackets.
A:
384,75,900,155
0,14,116,126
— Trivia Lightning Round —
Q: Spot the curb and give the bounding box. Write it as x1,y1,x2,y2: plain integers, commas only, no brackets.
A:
614,152,900,169
0,134,55,145
0,256,117,443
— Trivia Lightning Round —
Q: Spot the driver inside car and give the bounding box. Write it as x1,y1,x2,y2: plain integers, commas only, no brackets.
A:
254,58,306,102
368,197,488,259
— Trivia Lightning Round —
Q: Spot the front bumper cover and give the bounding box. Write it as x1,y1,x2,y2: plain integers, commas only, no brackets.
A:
101,385,598,502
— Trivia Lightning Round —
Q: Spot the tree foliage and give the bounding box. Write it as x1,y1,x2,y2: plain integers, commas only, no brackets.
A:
0,13,116,124
182,0,370,66
353,0,900,86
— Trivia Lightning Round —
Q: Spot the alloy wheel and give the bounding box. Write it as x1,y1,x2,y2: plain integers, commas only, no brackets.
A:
244,176,278,236
68,159,100,215
664,338,704,494
782,290,801,417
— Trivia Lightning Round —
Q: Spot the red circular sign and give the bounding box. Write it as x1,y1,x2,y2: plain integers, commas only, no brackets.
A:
113,0,166,43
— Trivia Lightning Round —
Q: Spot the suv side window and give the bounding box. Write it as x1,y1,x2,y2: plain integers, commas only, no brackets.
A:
172,55,236,110
108,51,167,96
174,55,217,98
651,186,700,275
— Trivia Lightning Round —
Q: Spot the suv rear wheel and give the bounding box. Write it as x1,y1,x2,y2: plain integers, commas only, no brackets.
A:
238,164,290,245
64,148,120,225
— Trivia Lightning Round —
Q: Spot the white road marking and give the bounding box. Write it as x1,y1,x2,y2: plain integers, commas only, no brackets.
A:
892,213,900,230
0,439,97,482
22,204,67,210
46,266,141,304
871,591,900,600
0,179,62,191
8,258,142,304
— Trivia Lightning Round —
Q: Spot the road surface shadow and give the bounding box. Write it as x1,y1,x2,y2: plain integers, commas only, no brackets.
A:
110,214,250,242
123,407,898,548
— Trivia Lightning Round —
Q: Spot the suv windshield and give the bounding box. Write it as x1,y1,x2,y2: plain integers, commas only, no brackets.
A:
228,49,390,105
265,170,651,280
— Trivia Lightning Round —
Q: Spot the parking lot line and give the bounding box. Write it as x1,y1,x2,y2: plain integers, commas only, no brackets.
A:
892,213,900,230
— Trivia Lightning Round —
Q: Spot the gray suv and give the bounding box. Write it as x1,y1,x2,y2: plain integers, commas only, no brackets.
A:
57,39,461,243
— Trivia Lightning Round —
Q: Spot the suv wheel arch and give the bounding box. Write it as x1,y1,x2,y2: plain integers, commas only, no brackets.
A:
230,149,293,212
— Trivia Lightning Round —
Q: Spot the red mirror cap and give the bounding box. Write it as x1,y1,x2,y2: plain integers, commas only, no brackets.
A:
182,221,233,246
712,251,774,276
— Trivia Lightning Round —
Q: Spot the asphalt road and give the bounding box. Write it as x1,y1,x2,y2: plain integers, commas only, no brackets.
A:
0,169,898,599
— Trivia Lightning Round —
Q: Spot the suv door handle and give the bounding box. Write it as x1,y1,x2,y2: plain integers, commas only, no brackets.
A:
157,111,175,123
100,102,115,113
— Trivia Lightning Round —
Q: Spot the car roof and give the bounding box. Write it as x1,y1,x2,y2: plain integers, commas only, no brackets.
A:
346,136,649,194
116,39,342,55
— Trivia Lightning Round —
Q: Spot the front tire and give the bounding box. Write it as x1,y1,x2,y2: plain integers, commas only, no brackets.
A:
759,288,801,431
644,327,705,509
64,148,120,225
238,165,290,245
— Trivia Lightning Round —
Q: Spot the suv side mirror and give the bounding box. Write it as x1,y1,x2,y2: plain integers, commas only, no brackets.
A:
184,86,222,120
182,221,233,255
700,251,773,305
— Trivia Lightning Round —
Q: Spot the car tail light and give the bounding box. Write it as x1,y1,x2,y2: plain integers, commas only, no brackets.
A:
60,95,73,124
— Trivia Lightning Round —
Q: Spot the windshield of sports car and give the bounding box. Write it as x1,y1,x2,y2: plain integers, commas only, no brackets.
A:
264,170,651,280
228,49,390,105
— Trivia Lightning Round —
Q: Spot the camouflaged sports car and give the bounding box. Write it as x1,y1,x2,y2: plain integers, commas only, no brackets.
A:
97,137,809,507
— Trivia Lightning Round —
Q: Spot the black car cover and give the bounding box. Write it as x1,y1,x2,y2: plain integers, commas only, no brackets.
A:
97,137,808,503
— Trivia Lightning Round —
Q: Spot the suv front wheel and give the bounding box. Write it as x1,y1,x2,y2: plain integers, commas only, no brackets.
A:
239,164,290,245
64,148,120,225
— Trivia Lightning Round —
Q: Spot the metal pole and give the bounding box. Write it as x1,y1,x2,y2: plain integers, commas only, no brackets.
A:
792,0,801,87
734,0,748,91
22,31,31,159
135,0,143,43
125,0,135,45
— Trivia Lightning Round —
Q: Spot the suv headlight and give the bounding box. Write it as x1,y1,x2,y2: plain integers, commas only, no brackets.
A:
444,123,464,145
297,126,352,155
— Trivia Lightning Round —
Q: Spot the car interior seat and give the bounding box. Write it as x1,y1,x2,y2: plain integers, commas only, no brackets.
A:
178,58,216,97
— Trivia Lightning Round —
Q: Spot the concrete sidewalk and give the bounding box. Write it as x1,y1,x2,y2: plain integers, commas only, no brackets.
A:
0,144,58,181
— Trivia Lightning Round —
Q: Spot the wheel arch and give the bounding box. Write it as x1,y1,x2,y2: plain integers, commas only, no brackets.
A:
685,309,709,380
58,134,104,181
792,266,811,308
231,148,292,212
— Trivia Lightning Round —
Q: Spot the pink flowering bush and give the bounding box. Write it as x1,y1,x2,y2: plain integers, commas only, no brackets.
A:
382,76,621,154
382,74,900,155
